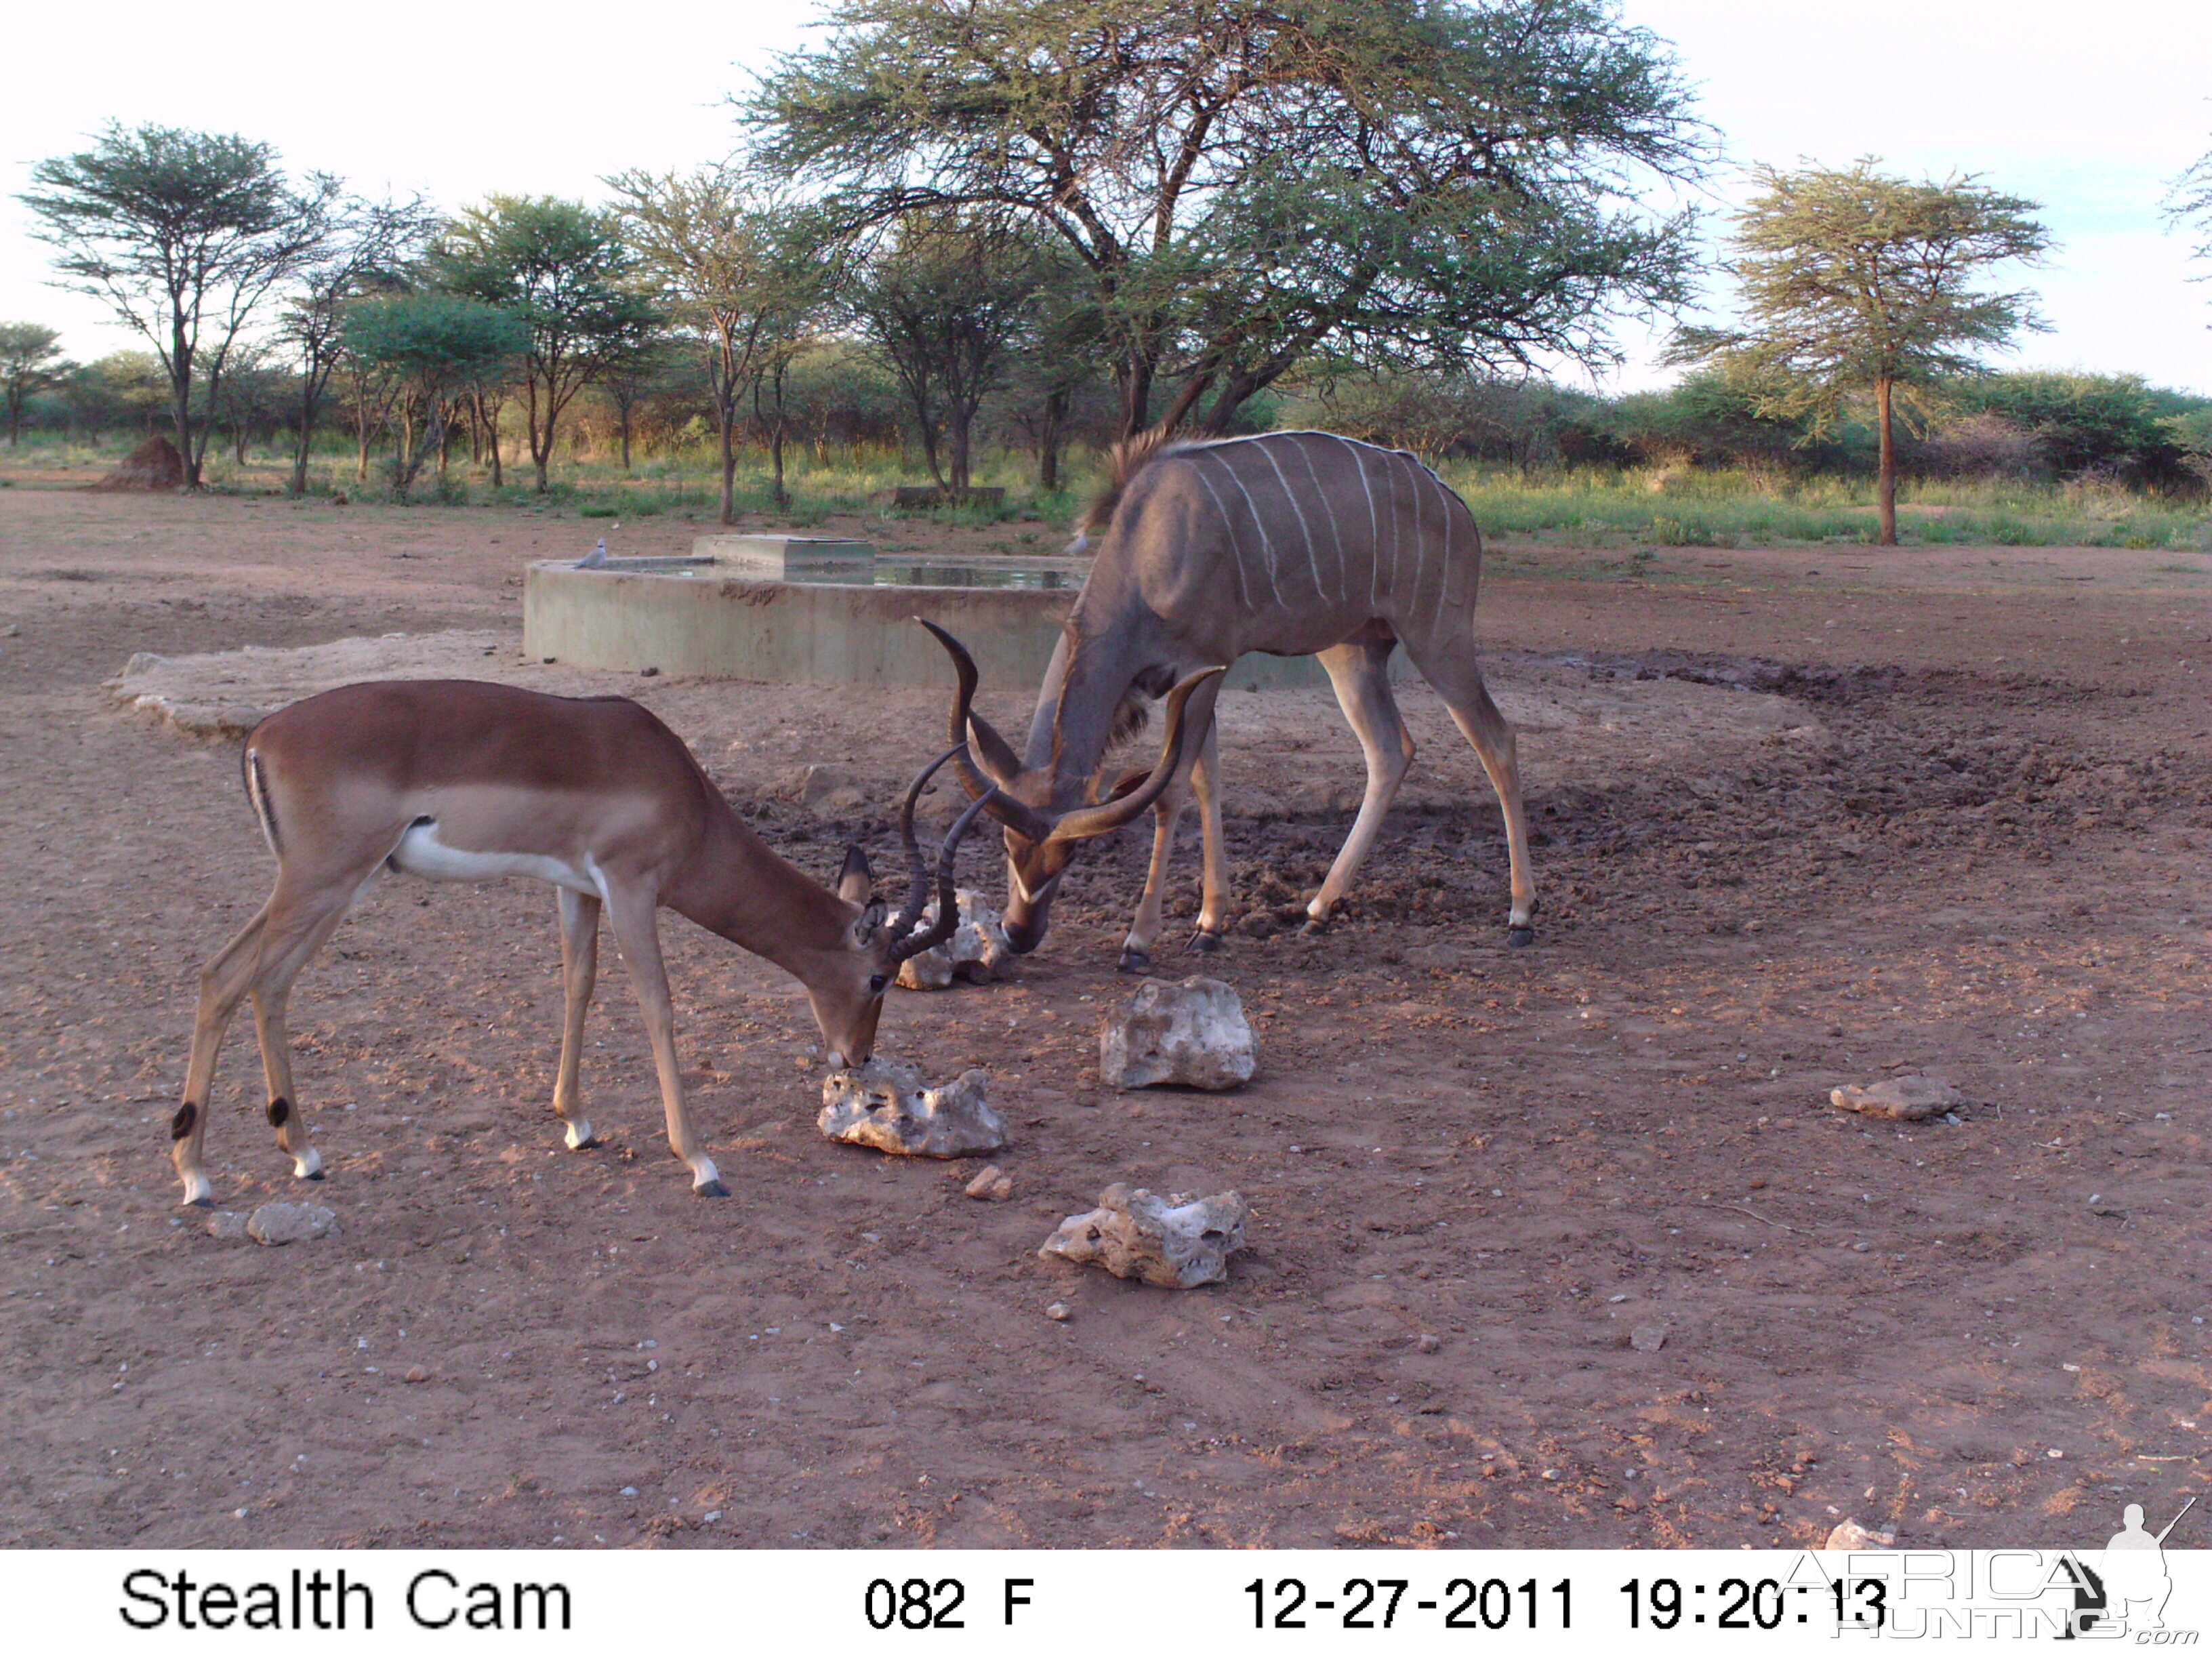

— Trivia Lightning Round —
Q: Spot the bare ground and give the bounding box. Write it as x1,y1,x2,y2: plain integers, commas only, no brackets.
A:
1,483,2207,1551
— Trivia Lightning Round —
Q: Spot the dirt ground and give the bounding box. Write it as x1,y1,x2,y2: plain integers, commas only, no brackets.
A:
0,480,2207,1551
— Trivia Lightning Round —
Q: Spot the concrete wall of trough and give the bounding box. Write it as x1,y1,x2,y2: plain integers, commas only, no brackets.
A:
523,560,1348,691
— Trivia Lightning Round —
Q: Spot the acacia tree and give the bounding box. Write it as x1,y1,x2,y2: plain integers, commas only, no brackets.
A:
0,323,74,445
341,293,527,500
845,213,1045,492
274,194,436,494
2167,138,2212,306
607,171,828,519
436,197,659,493
19,123,342,488
743,0,1708,439
1668,161,2051,545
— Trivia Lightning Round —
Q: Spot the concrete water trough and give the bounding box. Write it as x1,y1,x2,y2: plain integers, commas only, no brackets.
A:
525,533,1343,691
524,534,1090,687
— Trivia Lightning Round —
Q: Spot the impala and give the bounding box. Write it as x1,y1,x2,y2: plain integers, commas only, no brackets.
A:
928,427,1536,971
170,678,994,1206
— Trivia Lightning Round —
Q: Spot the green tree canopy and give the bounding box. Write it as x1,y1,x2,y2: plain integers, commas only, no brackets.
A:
18,123,342,487
342,292,527,499
0,323,75,445
1667,159,2051,544
844,212,1048,491
435,196,659,492
274,193,437,494
741,0,1710,439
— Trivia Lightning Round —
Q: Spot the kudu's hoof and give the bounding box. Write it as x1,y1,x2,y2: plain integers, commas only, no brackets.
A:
1508,926,1536,948
1117,947,1152,975
1300,916,1332,937
694,1179,730,1199
1187,929,1223,954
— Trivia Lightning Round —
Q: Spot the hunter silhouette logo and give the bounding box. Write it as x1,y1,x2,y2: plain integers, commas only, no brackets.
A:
2081,1496,2196,1637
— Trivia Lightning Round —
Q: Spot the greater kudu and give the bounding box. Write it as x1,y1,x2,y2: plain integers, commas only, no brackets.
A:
928,428,1535,970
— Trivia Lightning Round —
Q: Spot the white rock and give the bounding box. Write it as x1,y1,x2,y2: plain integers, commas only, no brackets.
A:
1630,1326,1670,1353
1830,1075,1961,1121
1039,1183,1248,1288
207,1211,249,1241
1100,976,1256,1091
895,890,1014,991
963,1164,1013,1201
819,1059,1007,1157
1823,1518,1898,1550
246,1201,336,1246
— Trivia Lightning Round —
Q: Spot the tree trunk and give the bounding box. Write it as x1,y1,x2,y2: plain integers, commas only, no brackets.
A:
1036,388,1067,491
947,409,971,495
718,403,738,527
289,411,312,496
1115,353,1153,442
1875,375,1898,547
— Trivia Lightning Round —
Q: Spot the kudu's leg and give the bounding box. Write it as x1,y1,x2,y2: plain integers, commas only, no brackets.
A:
552,888,602,1151
1122,777,1190,975
603,889,724,1196
1121,714,1223,972
1305,639,1415,933
1189,719,1231,951
1406,642,1537,945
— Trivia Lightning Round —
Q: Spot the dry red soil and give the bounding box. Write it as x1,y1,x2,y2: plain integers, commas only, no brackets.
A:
0,482,2206,1550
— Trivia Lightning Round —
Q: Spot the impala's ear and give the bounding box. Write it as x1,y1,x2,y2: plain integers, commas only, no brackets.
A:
851,897,887,948
837,844,874,905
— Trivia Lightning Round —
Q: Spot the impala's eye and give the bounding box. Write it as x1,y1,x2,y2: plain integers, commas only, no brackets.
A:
868,973,890,996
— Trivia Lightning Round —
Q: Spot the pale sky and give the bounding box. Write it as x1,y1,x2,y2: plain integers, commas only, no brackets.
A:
3,0,2207,396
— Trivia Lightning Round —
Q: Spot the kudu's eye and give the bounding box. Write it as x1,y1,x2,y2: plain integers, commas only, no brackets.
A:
868,973,889,996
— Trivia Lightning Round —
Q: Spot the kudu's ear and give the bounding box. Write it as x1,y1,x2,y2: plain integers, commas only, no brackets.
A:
836,844,873,905
1104,767,1151,803
966,709,1024,787
851,897,888,948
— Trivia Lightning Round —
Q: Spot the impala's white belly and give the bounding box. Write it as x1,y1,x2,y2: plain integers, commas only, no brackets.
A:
390,819,608,899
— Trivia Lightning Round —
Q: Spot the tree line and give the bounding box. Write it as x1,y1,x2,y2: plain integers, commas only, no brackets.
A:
8,0,2211,535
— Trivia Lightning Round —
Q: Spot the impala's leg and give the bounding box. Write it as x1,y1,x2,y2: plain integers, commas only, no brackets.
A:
552,888,602,1151
248,877,371,1182
1122,770,1193,975
1188,719,1231,952
173,905,274,1205
605,893,724,1197
1409,644,1537,945
1305,638,1414,932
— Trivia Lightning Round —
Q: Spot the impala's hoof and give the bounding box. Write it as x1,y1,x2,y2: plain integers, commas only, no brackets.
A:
694,1179,730,1199
1188,929,1222,954
301,1168,326,1181
1118,948,1151,975
1300,916,1332,937
183,1194,213,1210
567,1133,600,1151
1508,926,1535,948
